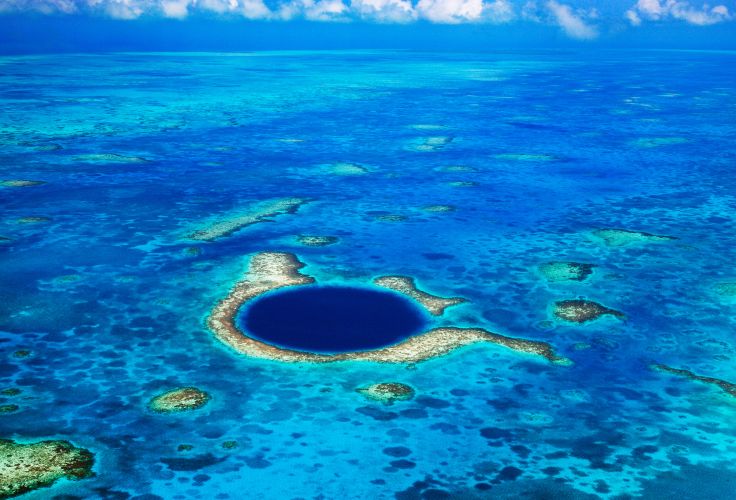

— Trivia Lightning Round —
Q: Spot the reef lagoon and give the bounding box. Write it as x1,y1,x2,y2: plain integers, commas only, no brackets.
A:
2,50,736,499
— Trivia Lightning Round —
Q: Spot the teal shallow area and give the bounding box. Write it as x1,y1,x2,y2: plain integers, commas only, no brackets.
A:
1,50,736,498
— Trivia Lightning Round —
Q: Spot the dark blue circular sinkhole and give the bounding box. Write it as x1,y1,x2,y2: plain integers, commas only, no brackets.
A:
238,286,428,354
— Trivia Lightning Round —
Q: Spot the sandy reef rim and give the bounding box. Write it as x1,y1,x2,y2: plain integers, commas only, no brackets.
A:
206,252,569,364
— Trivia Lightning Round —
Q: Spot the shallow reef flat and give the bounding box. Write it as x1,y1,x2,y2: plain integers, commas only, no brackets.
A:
208,252,568,364
187,197,310,241
631,137,688,148
357,383,415,405
148,387,211,413
554,299,625,323
494,153,556,161
652,364,736,398
539,261,595,282
0,179,46,187
74,153,149,163
0,439,94,498
373,275,466,316
296,234,339,247
409,136,454,152
591,228,676,247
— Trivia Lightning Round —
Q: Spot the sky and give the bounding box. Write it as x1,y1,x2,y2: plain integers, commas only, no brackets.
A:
0,0,734,52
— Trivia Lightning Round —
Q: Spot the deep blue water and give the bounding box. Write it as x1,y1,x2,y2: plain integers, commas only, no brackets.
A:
241,286,427,353
1,50,736,499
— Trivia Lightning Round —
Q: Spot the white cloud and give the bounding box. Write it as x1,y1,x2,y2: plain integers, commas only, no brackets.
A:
277,0,349,21
545,0,597,39
627,0,732,25
4,0,732,38
415,0,484,23
161,0,191,18
351,0,415,22
484,0,515,23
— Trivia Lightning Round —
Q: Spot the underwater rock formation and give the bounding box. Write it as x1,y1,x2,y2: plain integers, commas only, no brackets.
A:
539,262,595,282
375,214,407,222
188,197,310,241
357,383,415,405
373,275,465,316
296,235,339,247
0,439,94,498
713,282,736,298
422,205,456,213
412,136,453,152
591,228,676,247
554,300,625,323
16,216,50,224
208,252,570,364
0,180,46,188
447,181,478,187
652,364,736,398
149,387,211,413
435,165,477,173
324,163,369,175
75,153,148,163
494,153,556,161
632,137,687,148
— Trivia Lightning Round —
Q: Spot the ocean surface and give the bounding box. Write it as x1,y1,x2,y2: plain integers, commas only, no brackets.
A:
1,50,736,499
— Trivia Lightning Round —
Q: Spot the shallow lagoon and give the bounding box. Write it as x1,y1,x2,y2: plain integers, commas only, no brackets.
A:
1,50,736,498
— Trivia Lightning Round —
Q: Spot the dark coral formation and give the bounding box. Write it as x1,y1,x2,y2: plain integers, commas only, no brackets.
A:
0,404,19,413
539,262,595,282
652,364,736,398
357,383,416,405
149,387,211,413
554,300,625,323
0,439,94,498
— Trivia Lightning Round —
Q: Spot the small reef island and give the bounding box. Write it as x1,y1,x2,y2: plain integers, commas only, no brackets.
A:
0,439,94,498
207,251,570,365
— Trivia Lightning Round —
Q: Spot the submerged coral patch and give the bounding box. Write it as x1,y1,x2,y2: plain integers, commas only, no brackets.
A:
435,165,477,173
0,438,94,498
323,162,369,176
207,252,569,364
422,205,456,213
631,137,687,148
447,181,478,187
554,299,625,323
591,228,676,247
187,197,310,241
652,364,736,398
713,282,736,299
296,235,339,247
375,214,407,222
149,387,211,413
373,275,465,316
410,136,453,152
494,153,556,161
16,216,51,224
539,262,595,282
358,383,415,405
75,153,148,163
1,180,46,188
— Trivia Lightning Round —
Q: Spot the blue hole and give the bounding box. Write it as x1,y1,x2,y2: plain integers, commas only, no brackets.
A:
238,286,428,354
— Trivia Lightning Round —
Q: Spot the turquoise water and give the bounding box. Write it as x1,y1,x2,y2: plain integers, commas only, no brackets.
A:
1,50,736,498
